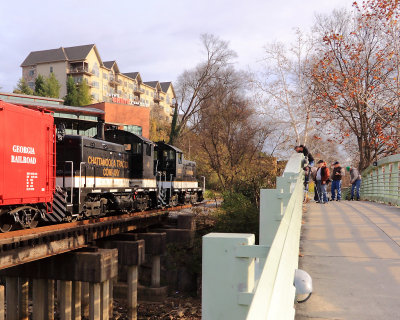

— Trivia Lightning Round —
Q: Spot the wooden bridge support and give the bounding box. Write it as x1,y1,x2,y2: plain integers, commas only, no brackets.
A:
0,248,118,320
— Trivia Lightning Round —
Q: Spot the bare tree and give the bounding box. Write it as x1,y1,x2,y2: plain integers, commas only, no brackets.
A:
170,34,237,145
255,30,315,155
191,69,271,191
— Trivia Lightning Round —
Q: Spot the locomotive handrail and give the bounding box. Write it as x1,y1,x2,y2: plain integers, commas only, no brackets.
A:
65,161,74,204
79,162,86,205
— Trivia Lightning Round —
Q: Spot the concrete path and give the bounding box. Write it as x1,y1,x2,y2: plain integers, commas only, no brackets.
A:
295,201,400,320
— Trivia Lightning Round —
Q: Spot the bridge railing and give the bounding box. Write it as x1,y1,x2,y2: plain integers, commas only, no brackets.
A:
202,153,304,319
360,154,400,206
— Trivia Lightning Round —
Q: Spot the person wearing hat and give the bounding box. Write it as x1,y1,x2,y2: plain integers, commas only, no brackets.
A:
346,166,362,200
315,160,329,203
331,161,345,201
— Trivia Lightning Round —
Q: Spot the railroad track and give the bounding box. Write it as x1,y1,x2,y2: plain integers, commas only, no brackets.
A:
0,204,193,270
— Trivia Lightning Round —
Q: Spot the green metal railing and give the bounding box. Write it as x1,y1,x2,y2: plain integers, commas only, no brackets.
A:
202,153,304,319
360,154,400,206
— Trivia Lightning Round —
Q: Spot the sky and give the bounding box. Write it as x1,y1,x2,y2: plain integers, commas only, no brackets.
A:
0,0,354,93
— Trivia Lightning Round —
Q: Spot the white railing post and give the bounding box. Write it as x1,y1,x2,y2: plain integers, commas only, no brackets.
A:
259,189,284,247
202,152,305,320
202,233,255,320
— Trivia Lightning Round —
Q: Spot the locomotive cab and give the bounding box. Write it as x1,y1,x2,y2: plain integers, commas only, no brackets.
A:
104,129,154,180
154,142,184,180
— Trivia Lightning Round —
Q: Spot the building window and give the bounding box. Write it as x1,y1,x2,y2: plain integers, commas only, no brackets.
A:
29,70,35,77
50,66,53,73
92,62,99,76
123,125,142,136
103,73,108,80
146,143,151,156
74,76,82,84
28,82,34,89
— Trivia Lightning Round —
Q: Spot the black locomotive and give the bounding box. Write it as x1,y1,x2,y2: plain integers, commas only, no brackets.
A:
50,129,204,222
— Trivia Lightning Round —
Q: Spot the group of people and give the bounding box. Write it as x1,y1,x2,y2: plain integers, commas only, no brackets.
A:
294,145,362,203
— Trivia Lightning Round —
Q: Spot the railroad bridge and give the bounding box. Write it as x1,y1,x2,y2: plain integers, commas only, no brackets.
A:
0,205,197,320
202,153,400,319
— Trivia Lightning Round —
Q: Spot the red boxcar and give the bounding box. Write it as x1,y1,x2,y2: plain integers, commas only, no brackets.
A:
0,101,55,213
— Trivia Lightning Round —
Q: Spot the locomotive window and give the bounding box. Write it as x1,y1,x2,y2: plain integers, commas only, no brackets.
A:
145,143,151,156
132,142,142,154
178,153,182,164
124,144,132,151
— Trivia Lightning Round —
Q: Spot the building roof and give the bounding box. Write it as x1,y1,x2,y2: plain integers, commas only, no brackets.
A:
103,60,120,73
21,44,96,67
103,61,114,69
21,48,67,67
123,72,139,79
143,81,159,89
160,82,171,93
64,44,95,61
0,92,104,116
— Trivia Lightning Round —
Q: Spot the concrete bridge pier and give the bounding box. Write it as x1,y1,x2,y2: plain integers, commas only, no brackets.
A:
97,236,145,320
0,285,4,320
136,232,167,301
5,277,18,320
32,279,55,320
0,248,118,320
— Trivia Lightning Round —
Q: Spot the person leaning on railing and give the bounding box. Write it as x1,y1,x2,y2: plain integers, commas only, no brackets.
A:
294,145,315,195
346,166,362,201
294,145,314,167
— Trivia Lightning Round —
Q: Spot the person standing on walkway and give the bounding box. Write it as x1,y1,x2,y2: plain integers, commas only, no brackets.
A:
347,166,362,200
331,161,345,201
316,160,329,203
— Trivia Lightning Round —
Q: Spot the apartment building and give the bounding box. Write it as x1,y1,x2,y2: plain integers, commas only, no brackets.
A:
20,44,176,121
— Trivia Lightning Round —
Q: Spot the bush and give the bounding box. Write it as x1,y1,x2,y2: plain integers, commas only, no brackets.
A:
213,192,259,243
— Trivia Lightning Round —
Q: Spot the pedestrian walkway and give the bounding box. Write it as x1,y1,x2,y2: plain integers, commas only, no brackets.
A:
296,201,400,320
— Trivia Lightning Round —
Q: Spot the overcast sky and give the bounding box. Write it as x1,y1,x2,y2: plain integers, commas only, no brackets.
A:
0,0,354,92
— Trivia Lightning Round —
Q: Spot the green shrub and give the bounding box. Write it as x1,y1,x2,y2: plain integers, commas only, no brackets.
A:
213,192,259,243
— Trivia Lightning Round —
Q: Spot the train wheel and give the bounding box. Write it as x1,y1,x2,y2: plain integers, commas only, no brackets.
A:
169,195,178,207
19,207,41,229
0,213,14,233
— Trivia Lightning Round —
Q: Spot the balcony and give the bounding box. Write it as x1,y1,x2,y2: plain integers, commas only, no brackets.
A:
109,77,118,86
68,62,92,76
153,94,161,103
134,87,145,95
68,67,92,76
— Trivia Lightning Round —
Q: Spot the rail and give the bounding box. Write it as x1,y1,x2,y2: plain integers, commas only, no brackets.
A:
360,154,400,206
202,152,304,319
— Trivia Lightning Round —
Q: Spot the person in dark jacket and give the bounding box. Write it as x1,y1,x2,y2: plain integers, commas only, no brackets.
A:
294,145,314,166
315,160,330,203
331,161,345,201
